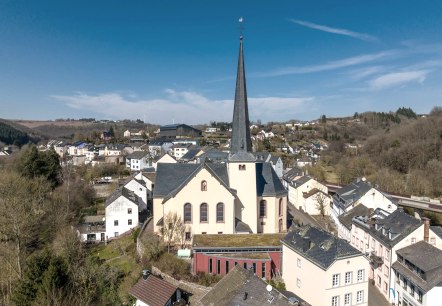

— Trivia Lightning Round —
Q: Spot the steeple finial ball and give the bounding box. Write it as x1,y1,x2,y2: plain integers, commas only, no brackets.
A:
239,16,244,40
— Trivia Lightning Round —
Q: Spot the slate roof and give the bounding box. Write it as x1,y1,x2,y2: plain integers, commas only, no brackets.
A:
154,162,232,201
333,180,373,211
130,274,177,306
141,171,156,183
392,241,442,292
198,149,229,163
352,209,422,248
181,148,201,161
256,162,287,197
337,204,370,231
430,226,442,239
282,167,304,182
105,187,140,208
228,151,256,162
234,218,252,233
282,224,362,270
199,266,294,306
126,151,150,160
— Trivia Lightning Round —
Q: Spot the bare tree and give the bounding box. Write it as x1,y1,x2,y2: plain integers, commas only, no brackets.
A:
315,191,329,219
162,212,182,253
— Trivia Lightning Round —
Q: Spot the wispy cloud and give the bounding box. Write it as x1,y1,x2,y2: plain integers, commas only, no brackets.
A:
368,70,429,90
290,19,379,43
255,51,397,77
51,90,313,124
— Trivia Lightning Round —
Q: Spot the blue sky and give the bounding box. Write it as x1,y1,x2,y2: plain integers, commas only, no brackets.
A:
1,0,442,124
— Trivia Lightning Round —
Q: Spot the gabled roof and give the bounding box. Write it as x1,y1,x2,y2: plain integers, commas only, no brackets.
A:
199,266,294,306
130,274,177,306
256,162,287,197
337,204,370,231
352,209,422,248
392,241,442,292
303,188,327,199
430,226,442,239
282,167,304,181
282,224,362,270
126,151,150,160
334,180,373,210
105,187,140,208
235,218,252,233
154,162,233,202
181,148,201,161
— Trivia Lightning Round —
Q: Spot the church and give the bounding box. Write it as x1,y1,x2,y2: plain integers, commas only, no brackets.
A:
153,34,287,238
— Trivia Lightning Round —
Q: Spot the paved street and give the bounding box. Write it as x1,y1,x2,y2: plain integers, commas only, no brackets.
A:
368,282,390,306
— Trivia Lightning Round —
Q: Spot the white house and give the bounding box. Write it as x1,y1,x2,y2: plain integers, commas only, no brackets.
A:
77,215,106,243
152,153,177,170
282,225,369,306
126,151,151,171
283,173,328,210
105,187,144,239
99,144,126,156
123,177,148,208
391,241,442,306
134,171,156,200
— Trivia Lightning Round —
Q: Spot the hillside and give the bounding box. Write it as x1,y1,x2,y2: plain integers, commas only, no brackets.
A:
0,119,42,146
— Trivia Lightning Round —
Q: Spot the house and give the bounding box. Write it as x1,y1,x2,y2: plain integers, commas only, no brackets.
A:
135,171,156,201
130,270,183,306
159,124,202,139
199,266,298,306
98,144,126,156
126,151,151,171
68,141,89,156
331,178,396,223
171,143,193,160
429,226,442,249
336,204,372,241
205,127,219,133
51,140,69,158
300,188,331,216
101,131,112,141
350,209,428,302
123,177,148,208
391,241,442,306
105,187,145,239
192,233,284,280
152,35,287,237
148,139,174,157
152,153,177,170
296,157,312,168
77,215,106,243
282,225,369,306
283,173,328,211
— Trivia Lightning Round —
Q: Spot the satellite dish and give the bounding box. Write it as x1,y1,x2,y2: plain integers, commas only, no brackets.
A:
266,284,272,292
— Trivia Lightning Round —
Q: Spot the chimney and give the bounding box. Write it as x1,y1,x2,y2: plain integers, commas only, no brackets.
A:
142,269,150,280
423,217,430,242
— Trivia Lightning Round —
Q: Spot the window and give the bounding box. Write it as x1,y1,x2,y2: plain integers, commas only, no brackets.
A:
252,263,256,273
235,261,238,266
357,269,364,282
385,250,390,262
430,237,436,245
114,232,119,237
411,237,416,243
344,293,351,306
218,231,223,234
200,203,208,222
378,276,382,287
261,263,266,278
259,200,267,218
383,281,388,293
128,219,132,225
384,265,389,277
127,208,132,214
403,278,407,289
114,220,118,226
332,274,340,287
216,203,224,222
331,296,339,306
409,283,414,296
243,262,247,269
417,291,422,303
279,198,283,216
185,232,191,241
209,258,213,274
297,278,301,288
396,272,400,284
201,180,207,191
297,258,301,268
239,164,246,170
184,203,192,222
226,261,230,274
345,272,352,285
356,290,363,303
217,260,220,274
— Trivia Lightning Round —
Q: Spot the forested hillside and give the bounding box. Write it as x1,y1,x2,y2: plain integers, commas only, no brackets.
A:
0,121,30,146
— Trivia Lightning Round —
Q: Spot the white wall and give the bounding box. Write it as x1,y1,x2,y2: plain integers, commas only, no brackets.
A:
106,196,139,239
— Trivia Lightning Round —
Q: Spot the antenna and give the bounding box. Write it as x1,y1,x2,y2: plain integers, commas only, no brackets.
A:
239,16,244,38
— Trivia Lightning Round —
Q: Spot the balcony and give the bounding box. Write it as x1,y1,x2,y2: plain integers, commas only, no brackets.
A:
370,251,383,267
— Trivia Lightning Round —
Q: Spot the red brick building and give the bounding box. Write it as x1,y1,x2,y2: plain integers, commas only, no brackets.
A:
192,234,284,280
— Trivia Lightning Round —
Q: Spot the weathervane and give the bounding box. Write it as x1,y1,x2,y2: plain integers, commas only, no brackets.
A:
239,16,244,39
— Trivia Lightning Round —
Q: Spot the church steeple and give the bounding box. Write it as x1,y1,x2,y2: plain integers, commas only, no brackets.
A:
230,34,253,154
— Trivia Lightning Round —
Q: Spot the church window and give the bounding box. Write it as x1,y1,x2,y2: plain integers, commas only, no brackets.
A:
278,198,283,216
200,203,208,222
184,203,192,222
239,164,246,170
216,203,224,222
201,180,207,191
259,200,266,218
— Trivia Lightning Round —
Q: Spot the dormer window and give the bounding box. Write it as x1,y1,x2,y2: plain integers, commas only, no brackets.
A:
201,180,207,191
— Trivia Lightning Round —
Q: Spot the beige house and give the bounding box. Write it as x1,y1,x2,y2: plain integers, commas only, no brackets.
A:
350,209,427,302
282,171,328,209
282,225,369,306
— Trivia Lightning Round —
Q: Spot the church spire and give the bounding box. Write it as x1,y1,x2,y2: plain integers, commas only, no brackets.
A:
230,30,252,154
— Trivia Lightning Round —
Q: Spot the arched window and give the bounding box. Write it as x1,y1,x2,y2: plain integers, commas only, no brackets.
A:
201,180,207,191
279,198,283,217
279,219,283,233
259,200,266,218
200,203,208,222
216,203,224,222
184,203,192,223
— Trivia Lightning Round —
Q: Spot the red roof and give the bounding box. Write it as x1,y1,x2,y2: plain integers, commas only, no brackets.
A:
130,274,177,306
